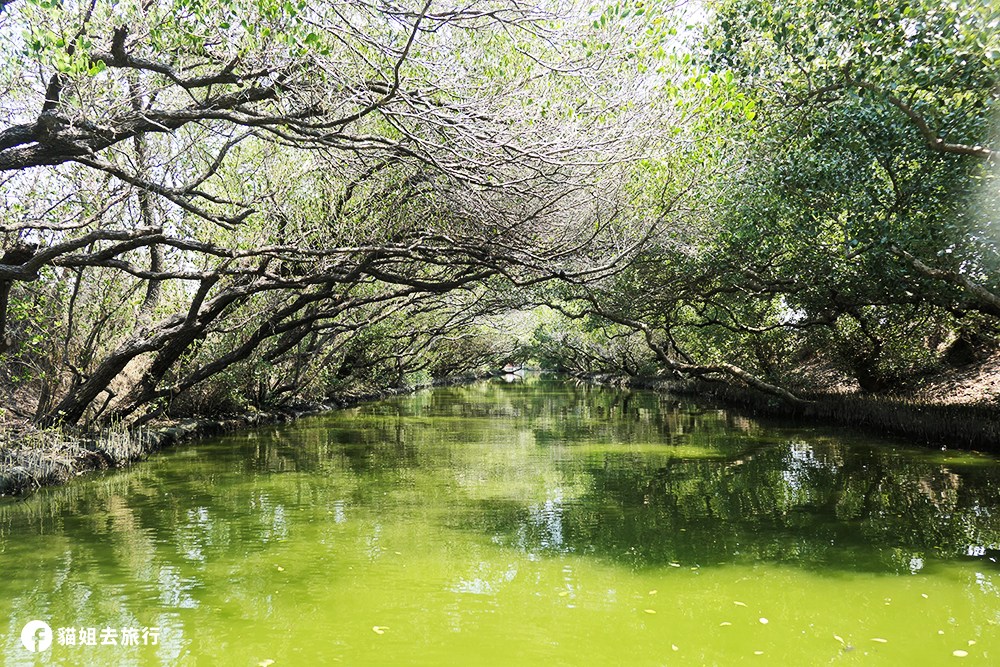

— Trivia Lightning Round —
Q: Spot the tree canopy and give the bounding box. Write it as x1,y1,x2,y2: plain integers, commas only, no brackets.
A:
1,0,997,427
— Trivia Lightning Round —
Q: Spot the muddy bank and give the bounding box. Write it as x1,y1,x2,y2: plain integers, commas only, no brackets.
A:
601,375,1000,451
0,375,487,498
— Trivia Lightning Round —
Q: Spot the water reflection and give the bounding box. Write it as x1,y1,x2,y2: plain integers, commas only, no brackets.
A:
0,376,998,665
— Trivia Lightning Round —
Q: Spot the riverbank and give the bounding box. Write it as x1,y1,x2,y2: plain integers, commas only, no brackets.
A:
0,375,487,498
588,352,1000,451
649,379,998,450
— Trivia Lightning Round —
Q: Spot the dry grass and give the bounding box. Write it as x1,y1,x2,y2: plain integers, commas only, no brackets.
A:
0,423,85,495
0,419,146,496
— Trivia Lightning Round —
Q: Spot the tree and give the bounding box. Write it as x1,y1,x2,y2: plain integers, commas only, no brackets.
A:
531,0,999,398
0,0,668,425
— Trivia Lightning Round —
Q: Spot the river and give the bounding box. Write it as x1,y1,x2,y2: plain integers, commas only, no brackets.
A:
2,377,998,664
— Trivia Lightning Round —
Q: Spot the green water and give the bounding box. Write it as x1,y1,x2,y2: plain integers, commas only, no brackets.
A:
2,378,1000,666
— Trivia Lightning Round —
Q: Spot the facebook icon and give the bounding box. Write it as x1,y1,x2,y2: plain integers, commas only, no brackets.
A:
20,620,53,652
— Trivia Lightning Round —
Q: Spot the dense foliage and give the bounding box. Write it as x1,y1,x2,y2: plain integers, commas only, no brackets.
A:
1,0,997,427
531,0,999,398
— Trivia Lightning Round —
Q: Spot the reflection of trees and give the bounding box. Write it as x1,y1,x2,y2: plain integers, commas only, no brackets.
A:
0,378,999,661
470,435,1000,573
6,378,998,578
320,378,1000,574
